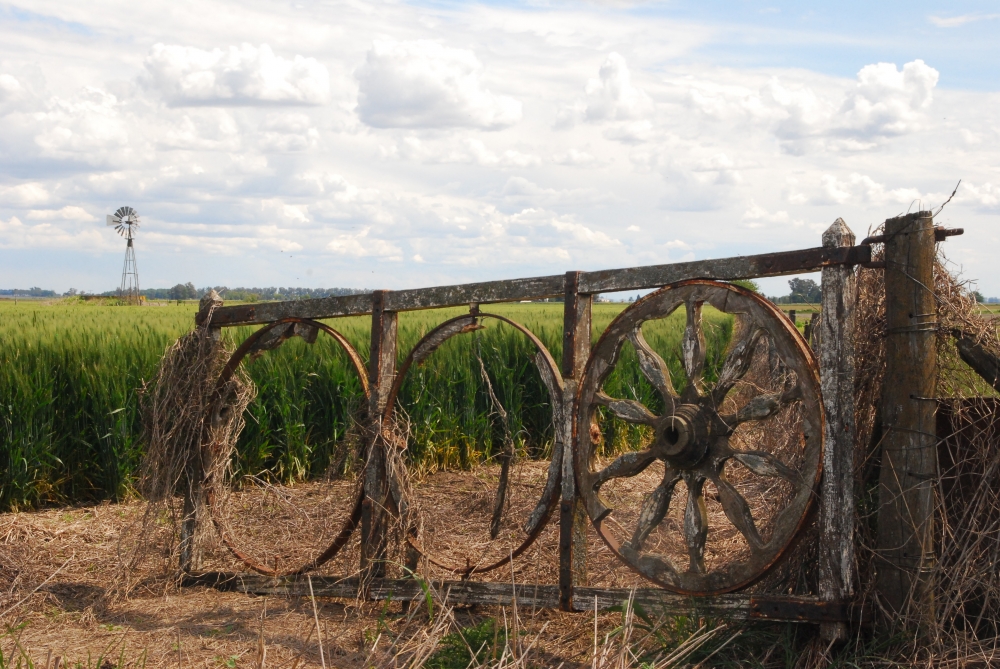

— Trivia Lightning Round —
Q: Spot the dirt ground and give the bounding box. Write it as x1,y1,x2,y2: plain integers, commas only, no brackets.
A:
0,460,798,667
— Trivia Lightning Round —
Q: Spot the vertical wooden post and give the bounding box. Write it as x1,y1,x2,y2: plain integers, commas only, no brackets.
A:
559,271,592,610
362,290,397,580
877,212,938,620
181,291,224,573
818,219,858,641
809,312,820,350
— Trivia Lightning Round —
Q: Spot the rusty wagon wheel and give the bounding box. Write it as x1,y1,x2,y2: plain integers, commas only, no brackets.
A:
382,311,564,576
575,280,823,594
205,317,370,577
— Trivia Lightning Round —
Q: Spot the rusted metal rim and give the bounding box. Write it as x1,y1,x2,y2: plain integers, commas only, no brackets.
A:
574,279,824,595
204,317,370,577
383,312,564,576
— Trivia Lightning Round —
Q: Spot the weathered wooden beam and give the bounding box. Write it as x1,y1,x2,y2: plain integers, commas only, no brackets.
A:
576,244,871,294
181,572,852,623
384,275,565,312
877,212,938,621
954,330,1000,393
204,245,873,327
817,219,858,642
559,271,591,611
361,291,397,580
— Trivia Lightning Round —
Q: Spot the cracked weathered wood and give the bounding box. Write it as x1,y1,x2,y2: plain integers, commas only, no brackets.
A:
182,572,851,622
559,271,591,611
817,219,857,642
361,291,397,580
954,330,1000,393
204,246,872,327
878,213,938,622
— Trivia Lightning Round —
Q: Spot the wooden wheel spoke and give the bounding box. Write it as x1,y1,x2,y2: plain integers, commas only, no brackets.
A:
721,384,802,426
712,474,765,552
595,392,658,426
627,327,677,403
625,468,680,553
730,450,803,487
712,317,764,405
681,299,706,402
593,449,658,488
683,475,709,574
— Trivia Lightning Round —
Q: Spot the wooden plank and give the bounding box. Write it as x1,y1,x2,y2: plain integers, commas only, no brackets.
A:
817,219,858,642
361,291,397,580
953,331,1000,393
204,246,872,327
877,213,938,621
558,272,591,610
181,573,849,622
577,245,871,294
203,292,372,326
384,275,565,312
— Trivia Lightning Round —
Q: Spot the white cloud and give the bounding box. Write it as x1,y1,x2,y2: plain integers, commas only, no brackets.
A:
26,206,96,221
837,60,938,138
741,200,796,229
143,43,330,106
0,182,49,207
33,88,129,158
553,149,599,166
682,60,939,152
0,215,108,250
158,110,241,151
355,39,522,129
327,227,402,259
813,174,923,207
959,182,1000,211
0,73,34,114
585,53,652,122
390,137,540,167
259,113,319,151
558,53,653,133
929,13,1000,27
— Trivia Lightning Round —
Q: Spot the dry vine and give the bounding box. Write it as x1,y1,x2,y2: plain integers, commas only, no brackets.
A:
115,294,255,595
852,227,1000,665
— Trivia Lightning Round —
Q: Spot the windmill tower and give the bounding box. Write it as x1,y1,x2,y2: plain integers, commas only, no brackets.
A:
106,206,141,305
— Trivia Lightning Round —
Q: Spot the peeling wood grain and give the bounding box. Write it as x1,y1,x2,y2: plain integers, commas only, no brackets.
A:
817,219,858,641
954,331,1000,393
877,213,938,622
183,573,851,622
204,246,873,327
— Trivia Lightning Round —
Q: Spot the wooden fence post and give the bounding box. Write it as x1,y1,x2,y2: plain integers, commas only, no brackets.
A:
817,219,857,641
362,290,397,580
181,291,224,573
559,272,592,610
877,212,938,620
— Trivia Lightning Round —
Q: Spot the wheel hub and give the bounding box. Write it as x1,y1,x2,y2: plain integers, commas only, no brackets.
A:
654,403,711,467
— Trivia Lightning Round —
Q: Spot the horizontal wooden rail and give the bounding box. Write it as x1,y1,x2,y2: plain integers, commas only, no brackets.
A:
202,244,871,327
182,572,853,623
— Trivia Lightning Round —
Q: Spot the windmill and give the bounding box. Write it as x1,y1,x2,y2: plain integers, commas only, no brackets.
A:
106,206,141,305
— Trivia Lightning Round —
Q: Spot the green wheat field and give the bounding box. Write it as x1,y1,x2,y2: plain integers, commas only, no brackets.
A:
0,298,737,512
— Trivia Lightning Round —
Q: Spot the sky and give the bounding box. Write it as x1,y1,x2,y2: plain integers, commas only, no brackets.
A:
0,0,997,297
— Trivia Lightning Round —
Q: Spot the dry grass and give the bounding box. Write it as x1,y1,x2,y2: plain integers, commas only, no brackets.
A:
0,496,755,668
850,227,1000,666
